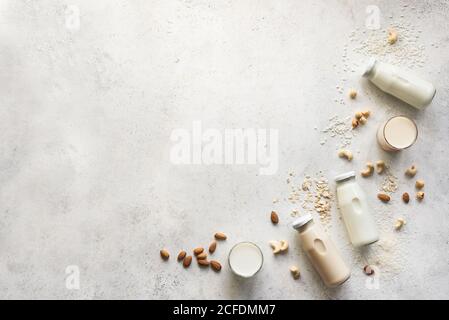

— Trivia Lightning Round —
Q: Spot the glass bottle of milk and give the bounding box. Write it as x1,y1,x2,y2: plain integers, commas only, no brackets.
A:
363,58,436,110
335,171,379,247
292,214,351,287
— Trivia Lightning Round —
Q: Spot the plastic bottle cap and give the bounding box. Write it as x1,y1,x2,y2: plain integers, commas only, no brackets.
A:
292,214,313,230
334,171,356,182
363,57,377,77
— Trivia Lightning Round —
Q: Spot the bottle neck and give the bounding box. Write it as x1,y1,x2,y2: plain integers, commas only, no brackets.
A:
363,59,378,79
336,176,355,187
297,219,314,233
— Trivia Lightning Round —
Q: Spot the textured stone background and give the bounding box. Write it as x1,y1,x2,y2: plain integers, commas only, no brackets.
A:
0,0,448,299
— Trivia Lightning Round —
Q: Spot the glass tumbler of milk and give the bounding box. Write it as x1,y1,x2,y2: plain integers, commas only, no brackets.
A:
363,58,436,110
292,214,351,287
228,242,263,278
335,171,379,247
377,115,418,152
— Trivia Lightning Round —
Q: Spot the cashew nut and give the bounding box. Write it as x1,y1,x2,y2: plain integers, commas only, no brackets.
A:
395,218,406,230
376,160,386,174
352,118,359,129
415,180,425,189
362,110,371,118
269,240,288,254
349,89,357,99
355,111,363,120
405,165,417,177
279,240,289,251
269,241,282,254
338,149,353,161
416,191,425,201
361,162,374,177
290,266,301,279
359,116,367,125
388,28,398,44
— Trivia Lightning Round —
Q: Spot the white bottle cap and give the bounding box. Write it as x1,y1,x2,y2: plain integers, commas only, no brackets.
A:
292,213,313,230
334,171,356,182
363,57,378,77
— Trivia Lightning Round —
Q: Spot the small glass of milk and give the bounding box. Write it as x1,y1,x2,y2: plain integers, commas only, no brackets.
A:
228,242,263,278
377,115,418,152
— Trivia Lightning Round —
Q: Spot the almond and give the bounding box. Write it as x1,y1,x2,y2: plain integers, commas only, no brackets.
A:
402,192,410,204
193,247,204,256
270,211,279,224
214,232,227,241
177,250,186,261
210,260,222,272
377,193,390,203
160,249,170,260
198,259,210,267
208,241,217,254
183,256,192,268
196,252,207,260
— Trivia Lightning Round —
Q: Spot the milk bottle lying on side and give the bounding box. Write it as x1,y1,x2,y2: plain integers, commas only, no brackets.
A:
363,58,436,110
335,171,379,247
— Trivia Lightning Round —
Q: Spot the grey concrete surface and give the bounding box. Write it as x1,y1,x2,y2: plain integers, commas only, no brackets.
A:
0,0,448,299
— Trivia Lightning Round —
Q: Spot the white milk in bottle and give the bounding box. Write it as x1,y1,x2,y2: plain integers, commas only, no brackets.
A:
335,172,379,247
363,58,436,110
